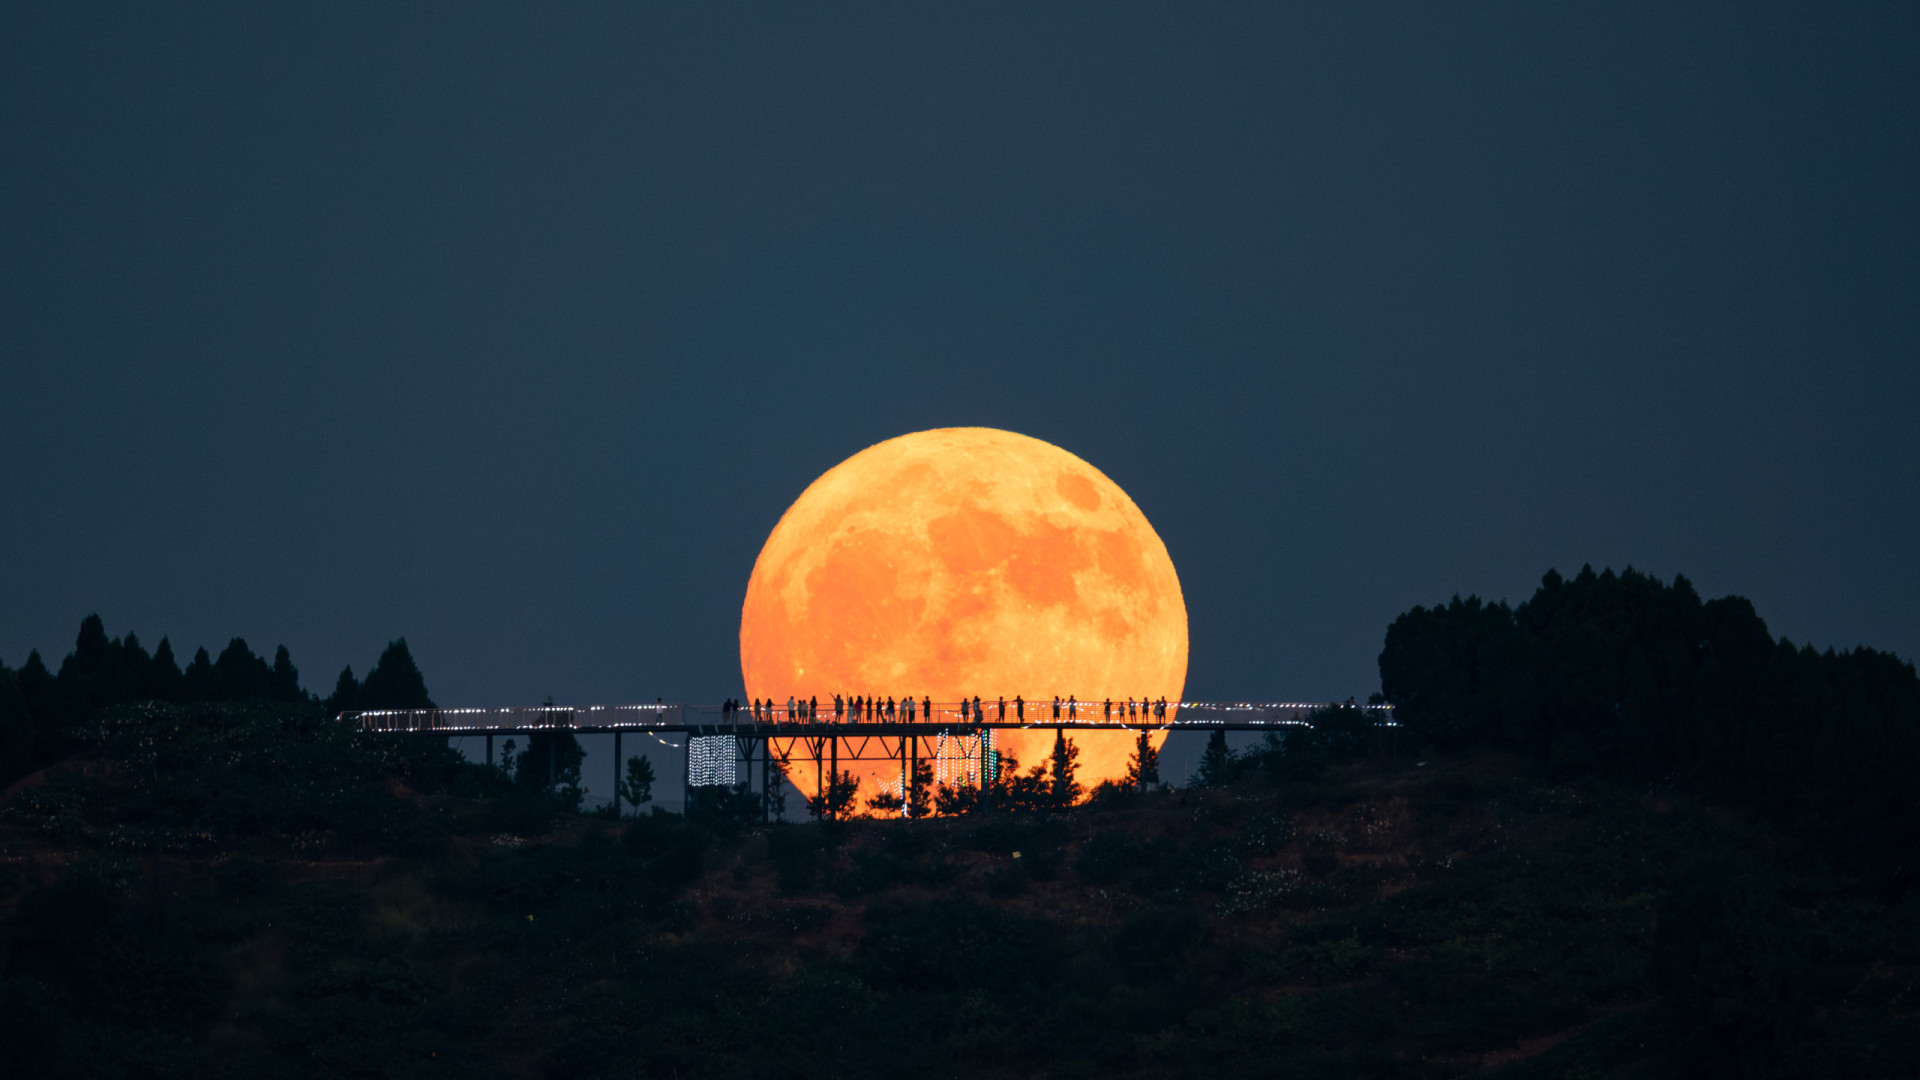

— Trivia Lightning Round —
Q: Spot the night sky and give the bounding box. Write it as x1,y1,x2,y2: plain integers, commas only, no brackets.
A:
5,4,1917,711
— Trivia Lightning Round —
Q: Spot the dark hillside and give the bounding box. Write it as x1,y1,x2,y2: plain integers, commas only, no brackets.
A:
1380,567,1920,892
3,702,1916,1079
3,574,1917,1078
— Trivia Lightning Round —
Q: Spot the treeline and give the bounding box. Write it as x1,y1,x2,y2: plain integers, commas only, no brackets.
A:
0,614,433,786
1379,565,1920,888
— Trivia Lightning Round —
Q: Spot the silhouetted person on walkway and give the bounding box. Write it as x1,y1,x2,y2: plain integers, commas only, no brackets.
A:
997,696,1006,720
1069,695,1077,718
923,695,931,720
1016,695,1025,721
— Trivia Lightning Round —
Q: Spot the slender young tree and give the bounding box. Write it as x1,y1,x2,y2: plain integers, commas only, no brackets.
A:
765,755,791,822
1050,728,1083,807
1198,729,1233,787
619,755,656,813
906,759,934,818
1124,730,1161,791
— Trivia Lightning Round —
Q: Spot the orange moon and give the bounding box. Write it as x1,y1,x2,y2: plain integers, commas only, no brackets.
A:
739,427,1187,805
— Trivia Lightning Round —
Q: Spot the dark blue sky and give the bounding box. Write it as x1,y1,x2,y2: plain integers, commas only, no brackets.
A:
4,3,1916,706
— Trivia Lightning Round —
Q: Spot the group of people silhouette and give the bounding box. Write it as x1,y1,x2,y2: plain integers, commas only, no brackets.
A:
718,693,1171,725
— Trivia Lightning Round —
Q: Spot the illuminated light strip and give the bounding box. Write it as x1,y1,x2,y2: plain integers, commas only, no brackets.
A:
351,702,1391,731
687,735,737,787
931,730,992,789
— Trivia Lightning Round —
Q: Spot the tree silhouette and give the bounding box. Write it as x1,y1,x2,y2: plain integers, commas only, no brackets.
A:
211,638,273,701
269,645,303,703
1049,729,1082,806
145,638,183,701
619,755,656,813
764,755,791,822
1379,565,1920,891
1197,729,1232,787
513,730,585,808
809,768,861,821
181,647,214,702
1124,730,1160,790
70,614,108,674
17,651,51,716
906,758,934,818
359,639,434,709
324,666,360,715
0,664,31,784
934,779,981,816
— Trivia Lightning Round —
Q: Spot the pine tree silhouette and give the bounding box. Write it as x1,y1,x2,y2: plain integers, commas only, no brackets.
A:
146,638,184,701
1198,729,1232,787
1049,728,1082,806
1124,730,1161,790
269,645,304,702
359,639,434,709
325,666,360,715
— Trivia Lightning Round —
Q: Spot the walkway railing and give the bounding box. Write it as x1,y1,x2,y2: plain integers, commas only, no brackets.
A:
347,701,1392,734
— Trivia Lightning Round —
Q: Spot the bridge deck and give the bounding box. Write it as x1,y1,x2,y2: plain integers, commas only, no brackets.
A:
348,701,1390,735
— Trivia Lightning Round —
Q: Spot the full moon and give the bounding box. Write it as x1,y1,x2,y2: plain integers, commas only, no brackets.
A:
740,427,1187,803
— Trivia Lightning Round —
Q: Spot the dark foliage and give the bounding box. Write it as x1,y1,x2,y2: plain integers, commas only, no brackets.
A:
1,686,1916,1078
358,638,435,709
0,615,435,785
1380,566,1920,891
3,573,1917,1076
